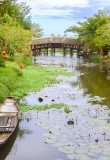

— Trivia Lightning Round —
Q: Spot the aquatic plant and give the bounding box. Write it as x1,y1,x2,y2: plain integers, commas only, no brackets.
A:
19,103,70,112
91,115,98,119
12,65,75,100
64,106,72,113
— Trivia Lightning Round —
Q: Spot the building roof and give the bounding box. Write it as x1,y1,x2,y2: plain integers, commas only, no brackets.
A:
30,36,80,45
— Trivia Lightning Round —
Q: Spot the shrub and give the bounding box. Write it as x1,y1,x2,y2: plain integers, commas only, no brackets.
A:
88,54,101,63
0,54,5,66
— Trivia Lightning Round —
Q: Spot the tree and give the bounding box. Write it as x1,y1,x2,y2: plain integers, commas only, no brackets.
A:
16,2,32,30
31,23,44,38
0,24,33,55
65,10,110,54
0,0,32,30
0,0,44,56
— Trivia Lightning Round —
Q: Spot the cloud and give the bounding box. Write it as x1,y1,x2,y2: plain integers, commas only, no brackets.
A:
17,0,110,20
17,0,110,36
18,0,89,17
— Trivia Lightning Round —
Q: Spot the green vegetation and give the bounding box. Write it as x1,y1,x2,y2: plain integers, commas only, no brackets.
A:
64,106,72,113
88,55,101,63
65,10,110,56
91,115,98,119
19,103,69,112
12,65,75,100
0,0,43,56
0,59,75,104
0,1,44,104
0,62,23,102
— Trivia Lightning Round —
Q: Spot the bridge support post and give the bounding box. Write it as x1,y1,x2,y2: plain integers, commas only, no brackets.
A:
63,48,66,56
51,48,55,56
38,49,41,56
70,48,73,57
44,47,48,56
33,49,39,56
53,48,55,56
46,48,48,56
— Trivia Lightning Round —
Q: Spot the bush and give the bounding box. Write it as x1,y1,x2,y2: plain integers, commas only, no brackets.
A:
13,66,23,76
16,54,32,67
0,54,5,66
88,54,101,63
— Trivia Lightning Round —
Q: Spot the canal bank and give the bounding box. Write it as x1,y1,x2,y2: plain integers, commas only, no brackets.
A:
1,54,110,160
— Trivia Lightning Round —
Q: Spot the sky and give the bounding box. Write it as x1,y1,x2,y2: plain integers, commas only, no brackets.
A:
17,0,110,37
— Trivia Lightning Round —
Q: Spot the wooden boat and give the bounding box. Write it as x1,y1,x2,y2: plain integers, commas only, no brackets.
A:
0,96,19,148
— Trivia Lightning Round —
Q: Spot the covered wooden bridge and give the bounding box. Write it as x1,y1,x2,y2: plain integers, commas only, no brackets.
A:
30,36,84,57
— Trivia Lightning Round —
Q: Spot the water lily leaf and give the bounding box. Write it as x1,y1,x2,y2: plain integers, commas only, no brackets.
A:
75,148,88,154
87,152,97,156
103,151,110,156
45,138,56,144
67,154,77,159
98,156,110,160
58,147,73,154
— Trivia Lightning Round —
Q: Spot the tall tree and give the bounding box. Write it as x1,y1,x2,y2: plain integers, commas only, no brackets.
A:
0,0,32,30
31,23,44,38
65,10,110,54
0,0,43,55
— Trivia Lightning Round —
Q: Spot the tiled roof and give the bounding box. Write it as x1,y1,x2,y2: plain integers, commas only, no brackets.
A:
30,37,80,45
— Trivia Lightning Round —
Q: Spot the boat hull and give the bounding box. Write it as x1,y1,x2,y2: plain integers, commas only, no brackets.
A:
0,97,19,148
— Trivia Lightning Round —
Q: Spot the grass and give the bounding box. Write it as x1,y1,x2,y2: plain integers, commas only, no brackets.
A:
0,60,75,113
0,62,23,102
12,65,75,100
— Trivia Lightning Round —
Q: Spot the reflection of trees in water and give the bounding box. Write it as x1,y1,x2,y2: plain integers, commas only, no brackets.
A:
18,128,33,139
77,65,110,107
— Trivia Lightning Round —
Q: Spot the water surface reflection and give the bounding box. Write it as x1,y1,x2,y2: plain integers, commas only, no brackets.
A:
76,64,110,108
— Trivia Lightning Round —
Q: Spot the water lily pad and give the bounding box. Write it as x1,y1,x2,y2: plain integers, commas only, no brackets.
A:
67,153,91,160
67,154,76,159
52,142,64,148
75,148,88,154
87,152,97,156
103,151,110,156
58,147,74,154
45,138,56,144
98,156,110,160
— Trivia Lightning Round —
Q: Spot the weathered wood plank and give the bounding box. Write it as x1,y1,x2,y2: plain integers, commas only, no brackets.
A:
0,126,15,128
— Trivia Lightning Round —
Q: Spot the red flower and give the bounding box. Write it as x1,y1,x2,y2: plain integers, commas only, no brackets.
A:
20,64,23,69
4,55,8,59
2,51,6,55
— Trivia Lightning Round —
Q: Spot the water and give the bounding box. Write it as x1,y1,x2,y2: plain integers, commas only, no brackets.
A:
1,53,110,160
76,61,110,108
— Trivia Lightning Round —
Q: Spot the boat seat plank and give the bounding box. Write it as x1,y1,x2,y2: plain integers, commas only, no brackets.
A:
0,111,18,113
0,126,15,128
0,117,8,132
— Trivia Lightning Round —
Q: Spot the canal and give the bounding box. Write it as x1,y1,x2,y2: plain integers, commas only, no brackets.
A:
0,53,110,160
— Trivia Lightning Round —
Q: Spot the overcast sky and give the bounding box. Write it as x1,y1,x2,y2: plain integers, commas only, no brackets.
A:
17,0,110,37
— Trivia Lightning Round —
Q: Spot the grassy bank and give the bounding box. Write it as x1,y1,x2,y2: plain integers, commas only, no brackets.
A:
0,62,23,102
0,61,75,106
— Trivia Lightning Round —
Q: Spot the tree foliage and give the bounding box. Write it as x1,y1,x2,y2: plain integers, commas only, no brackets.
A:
0,0,31,30
0,0,43,60
0,23,33,53
65,10,110,54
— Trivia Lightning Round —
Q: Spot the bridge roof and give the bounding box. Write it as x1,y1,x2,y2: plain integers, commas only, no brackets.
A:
30,37,80,45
